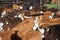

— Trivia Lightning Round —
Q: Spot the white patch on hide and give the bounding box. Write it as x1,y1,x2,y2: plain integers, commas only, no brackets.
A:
29,6,32,10
38,28,45,34
20,6,23,9
24,16,32,18
42,35,44,38
0,22,3,31
14,15,18,18
6,21,9,24
32,17,39,30
1,11,6,17
38,28,45,38
18,14,24,20
49,13,55,19
40,11,43,14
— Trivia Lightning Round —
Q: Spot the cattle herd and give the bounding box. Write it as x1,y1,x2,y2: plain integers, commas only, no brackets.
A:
0,3,60,40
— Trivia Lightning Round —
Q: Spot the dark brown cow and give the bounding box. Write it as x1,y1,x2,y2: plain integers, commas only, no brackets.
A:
45,24,60,40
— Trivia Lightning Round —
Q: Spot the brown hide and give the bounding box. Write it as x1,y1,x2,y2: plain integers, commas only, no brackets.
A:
0,18,42,40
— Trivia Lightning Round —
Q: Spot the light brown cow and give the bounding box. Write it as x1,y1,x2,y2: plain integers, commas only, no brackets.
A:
0,18,42,40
